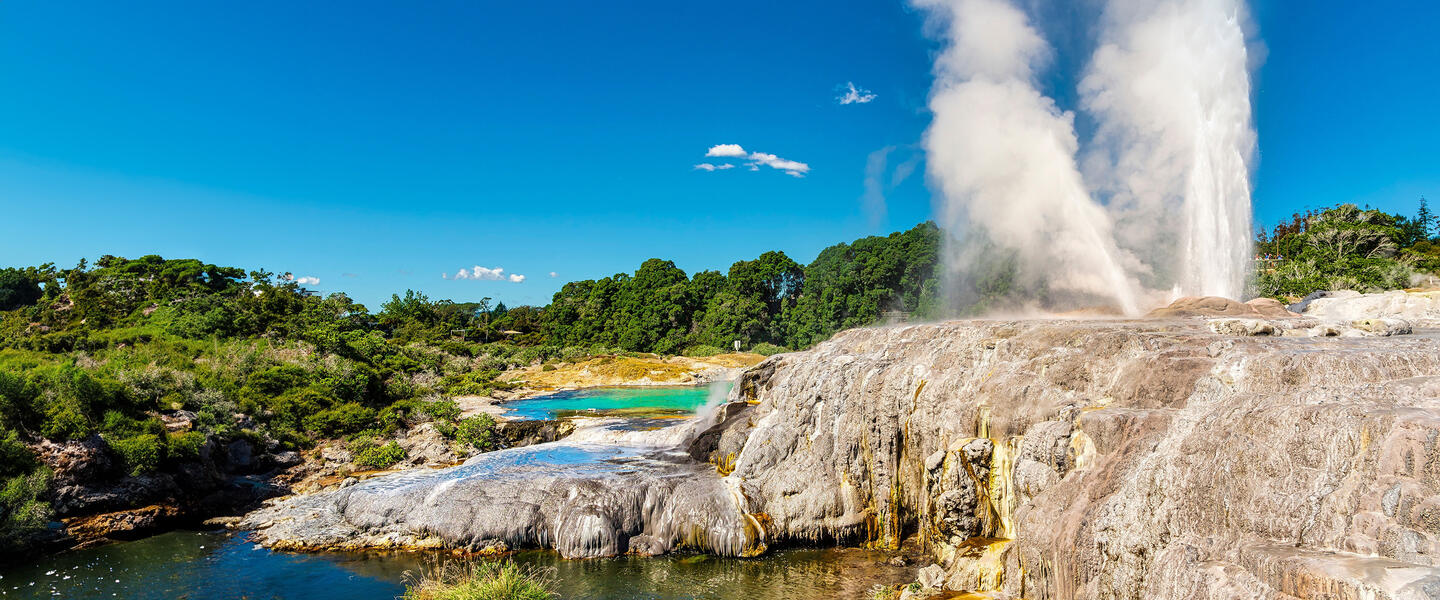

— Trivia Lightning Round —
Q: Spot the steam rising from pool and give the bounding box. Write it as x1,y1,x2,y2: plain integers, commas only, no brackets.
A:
912,0,1257,313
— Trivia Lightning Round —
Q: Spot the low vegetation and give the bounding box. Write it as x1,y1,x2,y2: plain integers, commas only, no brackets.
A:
403,561,557,600
0,224,943,553
3,206,1429,552
1255,199,1440,299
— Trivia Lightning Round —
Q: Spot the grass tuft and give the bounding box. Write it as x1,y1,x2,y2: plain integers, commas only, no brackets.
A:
403,560,558,600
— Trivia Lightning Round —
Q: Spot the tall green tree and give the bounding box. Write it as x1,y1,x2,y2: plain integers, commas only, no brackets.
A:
0,269,43,312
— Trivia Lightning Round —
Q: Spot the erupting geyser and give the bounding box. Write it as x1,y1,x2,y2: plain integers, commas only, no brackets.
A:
914,0,1257,313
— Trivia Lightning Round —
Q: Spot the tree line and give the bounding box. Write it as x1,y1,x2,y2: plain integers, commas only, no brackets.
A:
1254,198,1440,298
0,221,941,549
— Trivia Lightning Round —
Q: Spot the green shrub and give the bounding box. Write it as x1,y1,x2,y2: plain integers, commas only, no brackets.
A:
749,343,789,356
244,365,310,397
454,414,497,452
305,402,377,437
403,560,557,600
418,399,461,422
100,410,164,438
682,345,724,358
0,466,53,548
267,387,328,432
40,400,91,440
166,431,206,461
319,365,379,403
0,371,40,429
0,429,37,479
444,370,503,397
353,440,405,470
108,433,164,476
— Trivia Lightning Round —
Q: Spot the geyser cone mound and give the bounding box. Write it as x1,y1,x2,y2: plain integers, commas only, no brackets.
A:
1145,295,1301,319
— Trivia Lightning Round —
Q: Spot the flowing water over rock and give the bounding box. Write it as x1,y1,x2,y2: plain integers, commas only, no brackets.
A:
246,319,1440,598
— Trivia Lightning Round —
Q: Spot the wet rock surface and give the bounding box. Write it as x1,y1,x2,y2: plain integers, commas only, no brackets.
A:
242,437,763,559
244,318,1440,599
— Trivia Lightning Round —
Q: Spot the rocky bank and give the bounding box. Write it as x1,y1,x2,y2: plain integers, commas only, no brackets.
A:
243,311,1440,599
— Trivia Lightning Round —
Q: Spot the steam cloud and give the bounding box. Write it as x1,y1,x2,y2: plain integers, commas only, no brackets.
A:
912,0,1257,314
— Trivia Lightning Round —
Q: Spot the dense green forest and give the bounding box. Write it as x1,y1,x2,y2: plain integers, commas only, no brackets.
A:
0,222,941,548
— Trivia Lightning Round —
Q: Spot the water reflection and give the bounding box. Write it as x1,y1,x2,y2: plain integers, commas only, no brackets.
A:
0,530,911,600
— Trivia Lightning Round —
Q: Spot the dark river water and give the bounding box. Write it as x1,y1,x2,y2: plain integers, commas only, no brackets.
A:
0,529,911,599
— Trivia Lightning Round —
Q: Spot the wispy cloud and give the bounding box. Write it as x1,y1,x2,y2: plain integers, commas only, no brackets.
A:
748,152,810,177
837,82,877,105
341,272,359,278
694,144,810,177
860,145,921,227
444,265,526,283
862,146,894,226
548,272,559,278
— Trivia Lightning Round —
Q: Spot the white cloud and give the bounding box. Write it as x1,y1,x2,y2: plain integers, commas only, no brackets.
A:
705,144,748,157
694,145,810,177
837,81,877,104
747,152,811,177
549,272,558,278
448,265,526,283
293,276,320,286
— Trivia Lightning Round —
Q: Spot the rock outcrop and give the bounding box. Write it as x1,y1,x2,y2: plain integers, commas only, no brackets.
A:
245,318,1440,599
33,432,293,546
1293,289,1440,327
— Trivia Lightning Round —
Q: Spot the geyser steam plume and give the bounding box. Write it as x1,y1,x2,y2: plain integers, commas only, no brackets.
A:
913,0,1257,313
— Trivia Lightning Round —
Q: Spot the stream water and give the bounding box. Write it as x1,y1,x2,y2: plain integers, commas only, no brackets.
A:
0,529,910,599
3,384,916,599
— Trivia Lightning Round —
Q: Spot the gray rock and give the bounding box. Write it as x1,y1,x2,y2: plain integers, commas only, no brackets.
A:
244,317,1440,598
917,564,946,589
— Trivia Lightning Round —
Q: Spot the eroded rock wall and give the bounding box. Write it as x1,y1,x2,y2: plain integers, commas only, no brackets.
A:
706,320,1440,599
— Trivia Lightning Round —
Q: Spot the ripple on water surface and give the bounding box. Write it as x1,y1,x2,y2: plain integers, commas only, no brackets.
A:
0,530,912,599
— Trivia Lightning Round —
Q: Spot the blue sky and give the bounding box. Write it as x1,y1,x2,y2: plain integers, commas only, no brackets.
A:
1,1,1436,308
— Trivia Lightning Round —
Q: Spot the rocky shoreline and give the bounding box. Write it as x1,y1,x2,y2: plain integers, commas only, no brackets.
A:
27,428,294,551
24,372,727,554
241,303,1440,599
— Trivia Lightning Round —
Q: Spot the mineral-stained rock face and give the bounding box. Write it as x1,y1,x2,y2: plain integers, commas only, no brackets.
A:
702,319,1440,599
245,318,1440,598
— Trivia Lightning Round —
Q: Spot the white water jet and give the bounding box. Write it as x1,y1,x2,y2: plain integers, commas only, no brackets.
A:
912,0,1258,313
1083,0,1256,300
